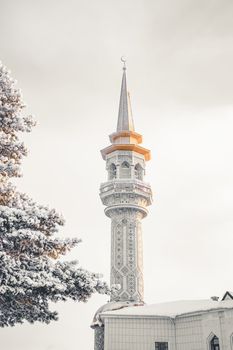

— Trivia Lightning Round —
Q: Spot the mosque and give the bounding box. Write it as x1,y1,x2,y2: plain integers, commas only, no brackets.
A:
91,62,233,350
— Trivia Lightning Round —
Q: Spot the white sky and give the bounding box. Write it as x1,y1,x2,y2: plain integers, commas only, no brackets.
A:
1,0,233,349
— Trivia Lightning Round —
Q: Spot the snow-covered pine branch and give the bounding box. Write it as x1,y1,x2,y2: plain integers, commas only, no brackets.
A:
0,62,109,327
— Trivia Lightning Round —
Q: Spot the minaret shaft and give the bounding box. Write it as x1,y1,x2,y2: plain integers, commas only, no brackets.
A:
110,210,144,302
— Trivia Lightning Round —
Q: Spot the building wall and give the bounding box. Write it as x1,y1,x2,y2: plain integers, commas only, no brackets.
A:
103,310,233,350
176,310,233,350
104,316,176,350
201,310,233,350
175,315,203,349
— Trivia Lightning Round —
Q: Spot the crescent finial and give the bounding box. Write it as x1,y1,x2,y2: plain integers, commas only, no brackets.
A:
121,56,126,70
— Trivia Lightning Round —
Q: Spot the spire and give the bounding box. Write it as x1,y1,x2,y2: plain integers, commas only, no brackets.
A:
117,60,135,132
101,59,151,161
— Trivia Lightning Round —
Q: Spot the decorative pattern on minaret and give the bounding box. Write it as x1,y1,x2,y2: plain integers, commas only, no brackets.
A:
100,64,152,303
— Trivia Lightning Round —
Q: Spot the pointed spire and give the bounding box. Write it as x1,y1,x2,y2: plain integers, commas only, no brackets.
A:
101,60,151,161
117,60,135,132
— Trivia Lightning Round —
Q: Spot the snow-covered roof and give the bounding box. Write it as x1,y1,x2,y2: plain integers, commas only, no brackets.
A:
91,301,142,328
101,299,233,319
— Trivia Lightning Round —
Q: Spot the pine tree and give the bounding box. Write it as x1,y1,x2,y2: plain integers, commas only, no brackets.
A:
0,62,109,327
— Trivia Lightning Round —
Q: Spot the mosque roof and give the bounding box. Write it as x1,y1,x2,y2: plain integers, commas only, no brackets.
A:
101,299,233,319
222,291,233,300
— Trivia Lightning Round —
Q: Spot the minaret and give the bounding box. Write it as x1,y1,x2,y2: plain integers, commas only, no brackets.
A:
100,62,152,303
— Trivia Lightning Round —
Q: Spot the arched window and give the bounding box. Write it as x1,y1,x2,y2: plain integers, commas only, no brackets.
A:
134,163,143,180
108,163,117,180
120,161,131,179
210,336,220,350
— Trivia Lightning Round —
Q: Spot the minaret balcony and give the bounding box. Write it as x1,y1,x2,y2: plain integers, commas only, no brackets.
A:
99,179,152,209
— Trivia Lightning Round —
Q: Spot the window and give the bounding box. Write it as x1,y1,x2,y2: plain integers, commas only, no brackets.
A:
120,161,131,179
134,163,143,180
109,163,117,180
155,342,168,350
210,336,220,350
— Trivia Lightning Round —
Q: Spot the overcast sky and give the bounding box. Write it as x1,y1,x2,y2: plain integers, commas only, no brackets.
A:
1,0,233,349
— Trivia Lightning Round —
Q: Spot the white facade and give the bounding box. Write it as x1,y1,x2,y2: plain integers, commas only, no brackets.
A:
101,300,233,350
